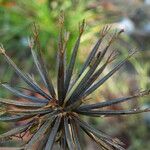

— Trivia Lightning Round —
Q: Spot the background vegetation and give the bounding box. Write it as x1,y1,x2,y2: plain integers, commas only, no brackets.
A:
0,0,149,149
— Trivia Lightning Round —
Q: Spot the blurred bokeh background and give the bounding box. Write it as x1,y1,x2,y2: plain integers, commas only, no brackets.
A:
0,0,150,149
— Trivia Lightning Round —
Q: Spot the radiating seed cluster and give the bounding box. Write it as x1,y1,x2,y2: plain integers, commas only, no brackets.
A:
0,15,149,150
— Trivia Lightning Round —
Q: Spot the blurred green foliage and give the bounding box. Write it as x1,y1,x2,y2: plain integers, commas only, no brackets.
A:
0,0,92,57
0,0,149,149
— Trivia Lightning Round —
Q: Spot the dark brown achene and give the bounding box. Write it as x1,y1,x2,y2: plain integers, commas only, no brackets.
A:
0,15,149,150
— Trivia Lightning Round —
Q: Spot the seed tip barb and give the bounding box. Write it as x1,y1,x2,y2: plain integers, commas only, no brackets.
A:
101,25,111,37
59,10,65,26
79,19,85,35
0,44,5,54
